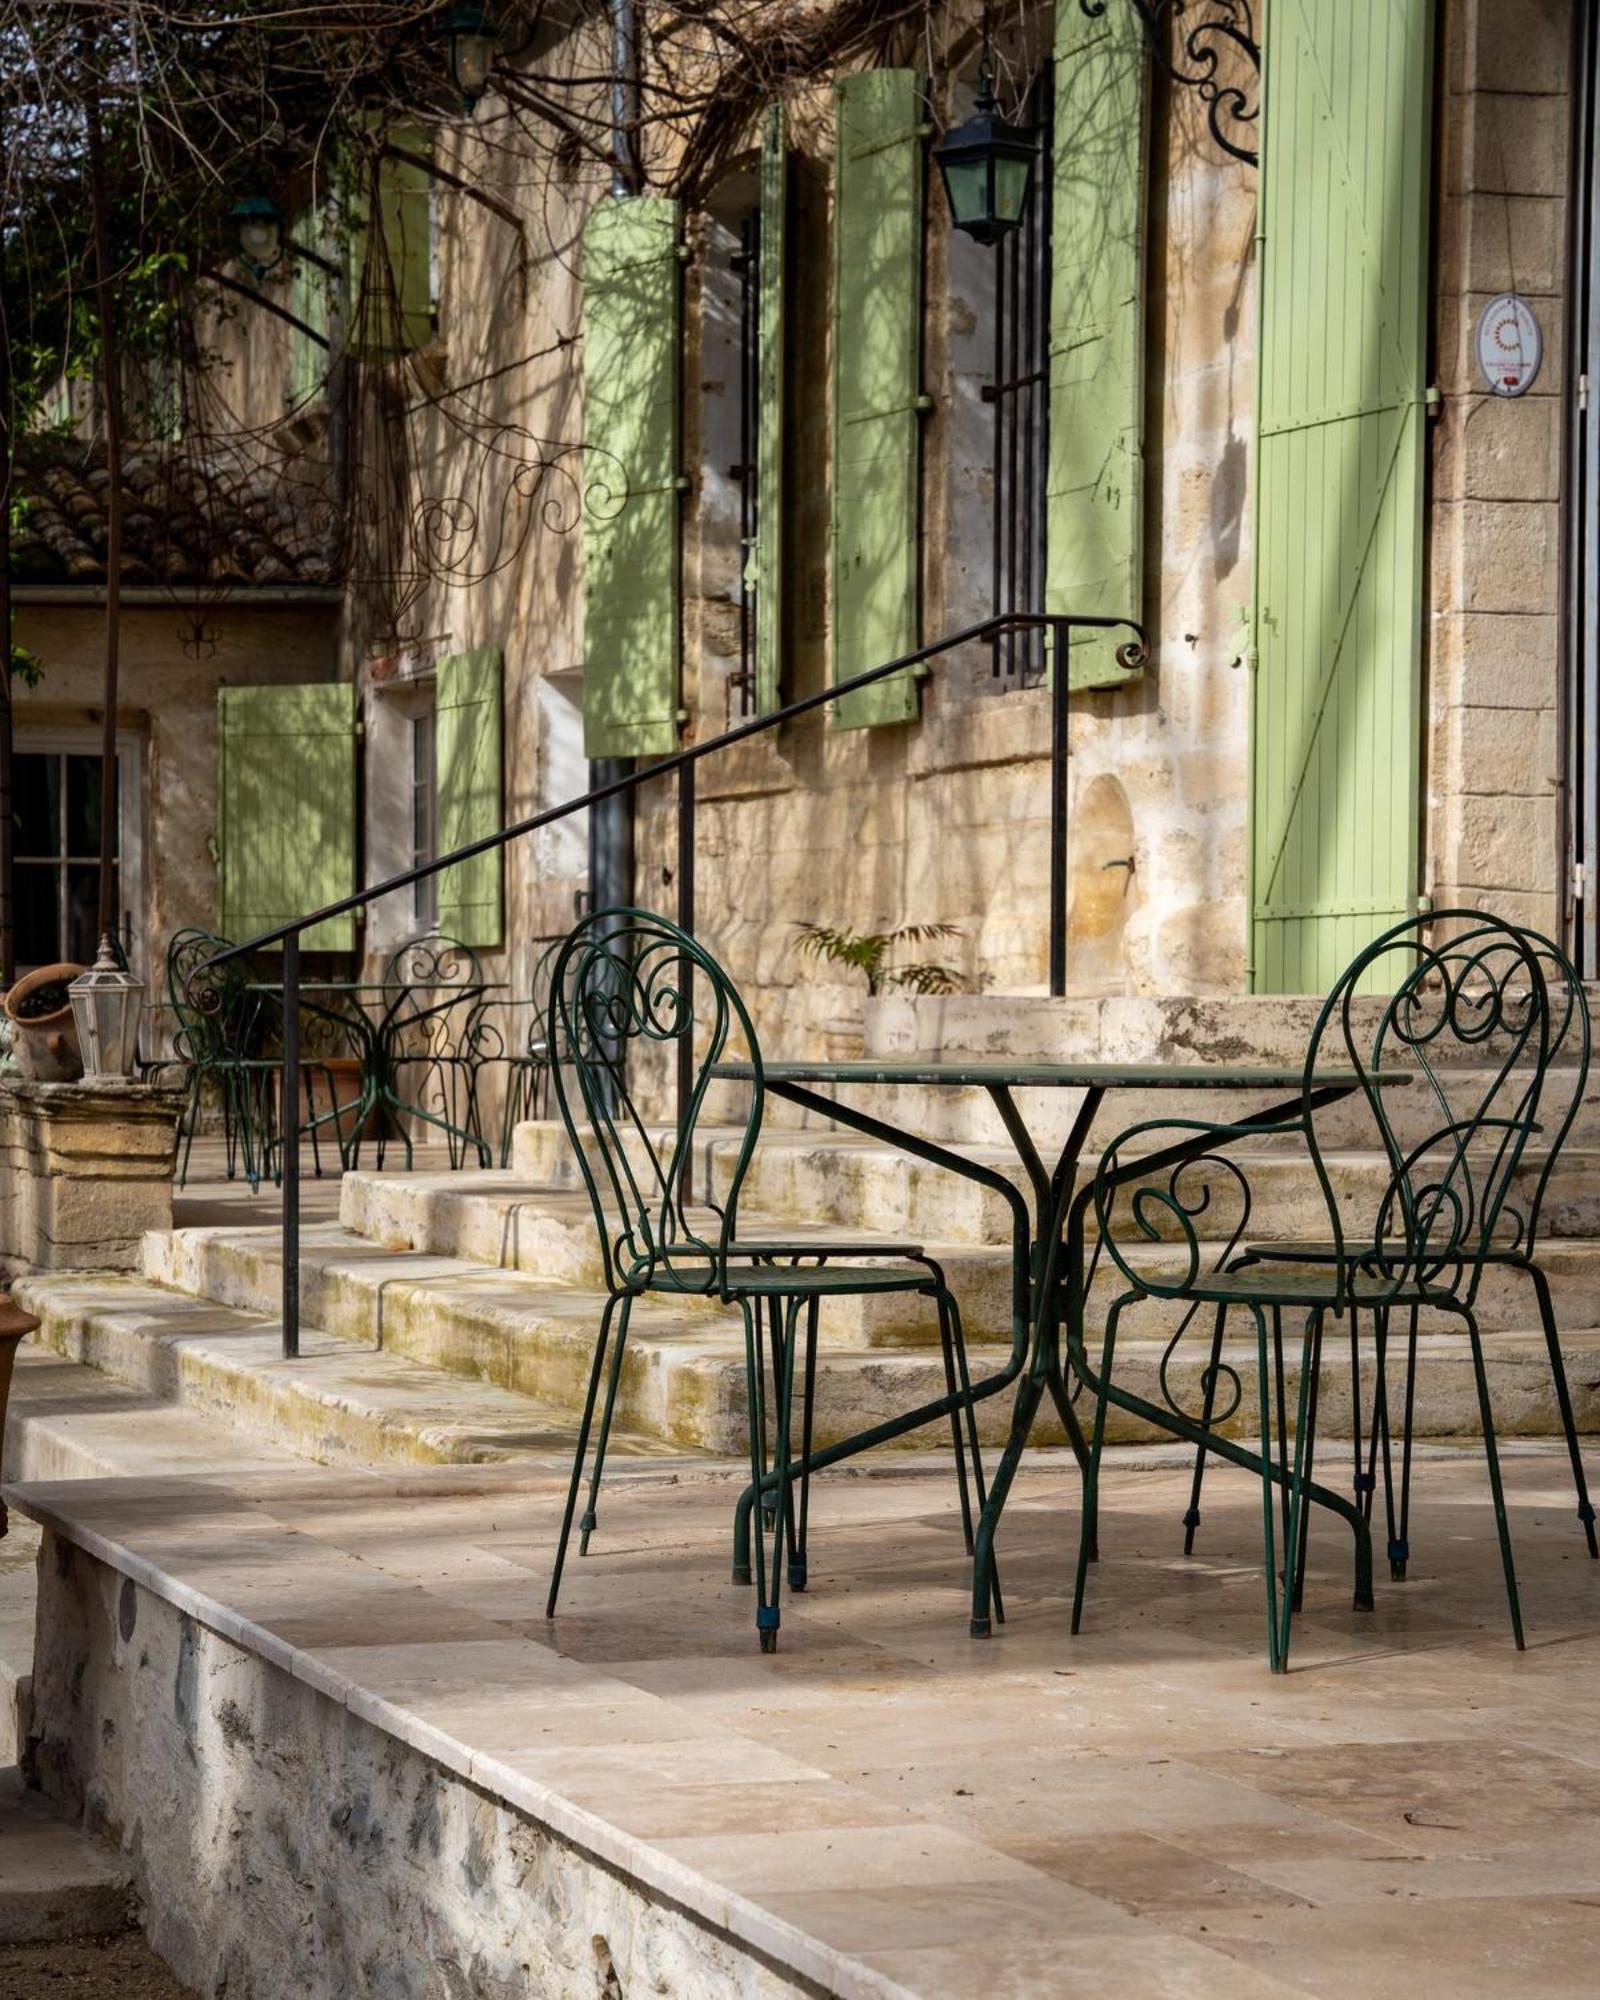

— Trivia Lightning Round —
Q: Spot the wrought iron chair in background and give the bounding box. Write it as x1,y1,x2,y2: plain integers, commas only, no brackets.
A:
543,908,994,1653
1185,915,1596,1590
162,929,339,1189
1071,913,1568,1669
377,932,494,1168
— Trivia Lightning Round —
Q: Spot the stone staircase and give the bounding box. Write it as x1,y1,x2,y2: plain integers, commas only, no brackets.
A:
8,989,1600,1471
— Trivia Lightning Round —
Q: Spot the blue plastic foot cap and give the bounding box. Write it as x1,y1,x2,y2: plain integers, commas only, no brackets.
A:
579,1509,597,1532
756,1605,780,1632
1580,1502,1597,1525
1354,1473,1376,1494
1387,1537,1410,1564
1182,1507,1201,1530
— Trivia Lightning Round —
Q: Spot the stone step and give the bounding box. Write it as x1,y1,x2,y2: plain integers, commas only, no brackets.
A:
165,1207,1020,1349
328,1170,1600,1346
115,1223,1600,1460
12,1276,680,1473
0,1520,37,1770
751,1069,1600,1156
0,1767,135,1945
862,987,1600,1069
507,1120,1600,1251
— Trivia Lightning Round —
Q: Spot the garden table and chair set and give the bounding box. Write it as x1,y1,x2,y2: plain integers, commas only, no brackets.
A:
541,906,1598,1672
154,928,564,1189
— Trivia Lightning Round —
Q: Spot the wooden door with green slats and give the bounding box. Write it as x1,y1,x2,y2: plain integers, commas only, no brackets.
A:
582,196,682,760
436,647,504,948
831,69,925,729
1251,0,1432,993
217,683,357,952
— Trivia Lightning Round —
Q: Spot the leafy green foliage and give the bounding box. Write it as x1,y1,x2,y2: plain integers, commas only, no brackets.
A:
792,922,964,999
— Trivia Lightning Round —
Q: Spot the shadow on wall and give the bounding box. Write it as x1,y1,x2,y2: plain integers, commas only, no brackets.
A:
1067,772,1137,995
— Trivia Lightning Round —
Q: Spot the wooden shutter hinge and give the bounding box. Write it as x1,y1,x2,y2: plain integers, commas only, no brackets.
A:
1424,385,1442,421
1580,375,1591,414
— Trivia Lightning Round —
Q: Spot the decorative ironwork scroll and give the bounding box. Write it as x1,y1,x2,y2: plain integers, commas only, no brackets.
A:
1081,0,1260,167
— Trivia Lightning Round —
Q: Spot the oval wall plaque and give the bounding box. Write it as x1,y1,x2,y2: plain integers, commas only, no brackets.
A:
1476,293,1543,398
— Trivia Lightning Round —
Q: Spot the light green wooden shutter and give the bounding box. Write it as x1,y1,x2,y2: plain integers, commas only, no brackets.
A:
1047,0,1148,692
753,103,787,716
346,121,433,359
582,196,682,759
290,234,333,406
436,647,504,948
831,69,925,730
218,684,357,952
1251,0,1432,993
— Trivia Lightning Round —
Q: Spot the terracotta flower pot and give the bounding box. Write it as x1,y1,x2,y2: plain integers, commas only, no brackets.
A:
0,1295,40,1539
3,963,86,1082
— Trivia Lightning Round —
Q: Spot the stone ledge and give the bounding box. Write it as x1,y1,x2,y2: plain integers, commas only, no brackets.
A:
10,1483,901,2000
0,1080,184,1273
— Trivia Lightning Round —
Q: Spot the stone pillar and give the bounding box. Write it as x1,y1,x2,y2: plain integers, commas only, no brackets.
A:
0,1080,186,1273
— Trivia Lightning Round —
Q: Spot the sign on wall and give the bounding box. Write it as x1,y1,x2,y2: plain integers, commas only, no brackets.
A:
1475,293,1543,398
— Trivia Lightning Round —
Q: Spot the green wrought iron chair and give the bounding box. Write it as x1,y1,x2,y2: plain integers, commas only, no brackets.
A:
1184,914,1595,1592
164,928,345,1189
543,908,993,1653
1071,912,1567,1670
376,932,493,1169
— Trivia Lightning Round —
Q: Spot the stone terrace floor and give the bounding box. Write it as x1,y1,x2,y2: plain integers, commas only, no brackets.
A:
17,1439,1600,1998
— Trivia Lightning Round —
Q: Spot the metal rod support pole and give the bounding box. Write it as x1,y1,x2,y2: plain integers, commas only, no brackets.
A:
1049,619,1069,997
677,757,696,1204
281,930,300,1360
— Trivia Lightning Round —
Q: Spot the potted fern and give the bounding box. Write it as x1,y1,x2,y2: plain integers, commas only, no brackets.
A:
793,923,964,1061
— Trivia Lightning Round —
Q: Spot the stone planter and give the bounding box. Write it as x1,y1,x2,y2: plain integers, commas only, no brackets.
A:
0,1295,40,1539
4,964,85,1082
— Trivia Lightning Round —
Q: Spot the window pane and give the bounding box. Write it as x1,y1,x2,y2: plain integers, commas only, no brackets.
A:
67,755,115,860
66,864,107,965
15,755,61,859
16,865,60,967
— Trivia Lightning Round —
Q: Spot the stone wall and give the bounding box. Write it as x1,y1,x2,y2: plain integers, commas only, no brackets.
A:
28,1533,811,2000
1430,0,1572,937
0,1082,184,1274
8,599,341,982
157,0,1576,1034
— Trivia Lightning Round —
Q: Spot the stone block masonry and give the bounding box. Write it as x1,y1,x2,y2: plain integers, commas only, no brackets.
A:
0,1081,185,1275
26,1532,815,2000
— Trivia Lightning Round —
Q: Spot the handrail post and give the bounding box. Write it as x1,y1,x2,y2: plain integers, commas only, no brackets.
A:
1049,617,1070,998
677,755,696,1204
281,928,300,1360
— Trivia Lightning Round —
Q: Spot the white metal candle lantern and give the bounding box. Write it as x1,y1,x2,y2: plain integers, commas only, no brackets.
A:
69,934,145,1081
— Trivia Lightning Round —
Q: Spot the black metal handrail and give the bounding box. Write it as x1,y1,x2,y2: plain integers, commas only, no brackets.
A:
199,608,1147,1356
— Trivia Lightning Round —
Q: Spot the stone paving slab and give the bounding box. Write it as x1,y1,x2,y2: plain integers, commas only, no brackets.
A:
9,1442,1600,1997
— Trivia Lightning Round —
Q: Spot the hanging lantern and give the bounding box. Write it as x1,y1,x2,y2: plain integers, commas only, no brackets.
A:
446,5,499,114
935,69,1037,246
69,934,145,1082
231,195,284,278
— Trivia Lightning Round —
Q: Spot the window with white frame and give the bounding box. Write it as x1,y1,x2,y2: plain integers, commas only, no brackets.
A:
14,732,144,971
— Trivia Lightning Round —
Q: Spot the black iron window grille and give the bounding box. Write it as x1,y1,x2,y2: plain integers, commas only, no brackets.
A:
986,64,1053,689
728,211,762,717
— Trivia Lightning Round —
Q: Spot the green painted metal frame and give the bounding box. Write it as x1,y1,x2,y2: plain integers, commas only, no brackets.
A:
715,1056,1396,1643
1072,911,1576,1669
543,908,994,1653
